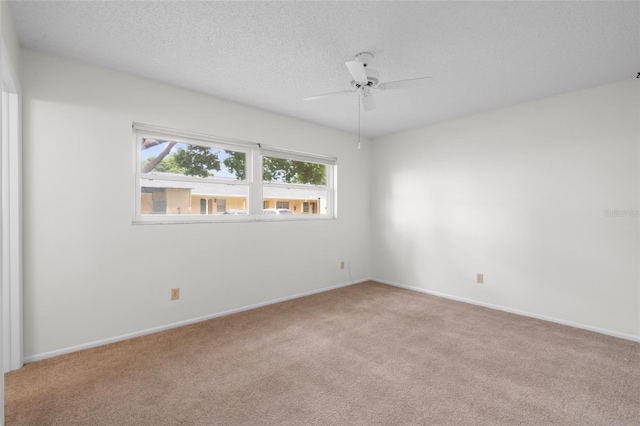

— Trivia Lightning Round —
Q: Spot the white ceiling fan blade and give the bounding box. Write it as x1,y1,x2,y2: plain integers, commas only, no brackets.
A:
377,77,432,91
361,93,376,112
303,90,353,101
346,60,369,84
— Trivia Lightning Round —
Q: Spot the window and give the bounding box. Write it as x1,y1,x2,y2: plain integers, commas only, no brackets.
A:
133,123,336,223
261,149,333,217
135,125,250,222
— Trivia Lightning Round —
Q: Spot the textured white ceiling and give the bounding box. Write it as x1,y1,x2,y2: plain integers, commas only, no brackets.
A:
8,1,640,139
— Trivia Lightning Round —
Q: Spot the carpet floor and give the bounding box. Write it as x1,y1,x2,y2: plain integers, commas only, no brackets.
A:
5,281,640,425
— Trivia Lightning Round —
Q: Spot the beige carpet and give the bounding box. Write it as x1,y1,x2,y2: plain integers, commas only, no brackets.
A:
5,281,640,425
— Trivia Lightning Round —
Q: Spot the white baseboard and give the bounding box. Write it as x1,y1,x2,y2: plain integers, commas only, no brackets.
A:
28,277,633,364
375,278,640,343
24,278,370,364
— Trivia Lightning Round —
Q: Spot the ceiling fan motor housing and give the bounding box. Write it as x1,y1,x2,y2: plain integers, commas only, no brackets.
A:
351,68,379,88
365,68,379,86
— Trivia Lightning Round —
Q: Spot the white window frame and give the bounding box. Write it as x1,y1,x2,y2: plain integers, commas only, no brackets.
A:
133,123,337,223
260,147,336,220
1,37,23,376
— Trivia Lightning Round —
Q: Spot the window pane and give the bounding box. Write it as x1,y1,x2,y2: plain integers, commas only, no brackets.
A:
262,156,326,186
263,186,327,215
141,138,246,181
140,178,248,215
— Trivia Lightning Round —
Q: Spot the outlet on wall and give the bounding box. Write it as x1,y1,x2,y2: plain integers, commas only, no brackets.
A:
171,288,180,300
477,274,484,284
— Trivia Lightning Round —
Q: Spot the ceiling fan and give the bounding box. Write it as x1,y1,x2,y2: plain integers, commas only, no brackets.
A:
303,52,432,112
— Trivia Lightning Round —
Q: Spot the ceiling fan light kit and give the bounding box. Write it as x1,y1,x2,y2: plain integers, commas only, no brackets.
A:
360,91,376,112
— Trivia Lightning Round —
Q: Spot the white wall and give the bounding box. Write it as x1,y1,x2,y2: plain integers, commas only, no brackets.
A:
372,79,639,340
21,49,371,360
1,1,19,76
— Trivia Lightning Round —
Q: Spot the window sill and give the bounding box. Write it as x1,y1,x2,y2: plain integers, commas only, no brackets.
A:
132,215,337,225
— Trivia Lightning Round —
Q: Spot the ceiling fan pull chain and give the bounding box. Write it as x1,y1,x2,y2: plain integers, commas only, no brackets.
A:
358,93,361,150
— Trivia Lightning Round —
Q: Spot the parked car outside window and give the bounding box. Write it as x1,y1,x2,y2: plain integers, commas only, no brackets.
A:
223,209,248,215
263,208,293,215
